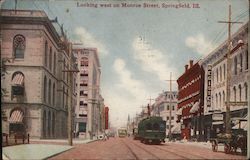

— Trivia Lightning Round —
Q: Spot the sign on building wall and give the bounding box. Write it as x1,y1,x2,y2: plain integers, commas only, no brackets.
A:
207,65,212,108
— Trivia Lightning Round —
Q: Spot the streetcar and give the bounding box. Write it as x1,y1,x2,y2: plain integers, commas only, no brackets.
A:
138,116,166,144
118,128,127,137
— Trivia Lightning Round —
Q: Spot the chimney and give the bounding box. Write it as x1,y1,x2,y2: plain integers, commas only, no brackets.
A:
185,65,188,72
190,60,194,68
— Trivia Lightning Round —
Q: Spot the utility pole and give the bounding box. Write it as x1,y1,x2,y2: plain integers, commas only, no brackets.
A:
165,72,177,141
218,5,242,134
63,43,79,146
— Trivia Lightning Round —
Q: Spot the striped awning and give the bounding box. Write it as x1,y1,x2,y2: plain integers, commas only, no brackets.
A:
190,101,200,113
9,110,24,123
12,73,24,86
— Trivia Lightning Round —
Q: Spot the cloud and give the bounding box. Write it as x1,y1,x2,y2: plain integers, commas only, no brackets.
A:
102,58,150,128
74,27,108,56
132,37,177,81
185,33,214,55
113,58,146,99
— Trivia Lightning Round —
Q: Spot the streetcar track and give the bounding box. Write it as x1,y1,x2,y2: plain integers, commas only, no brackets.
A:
154,145,208,159
129,140,189,160
120,139,140,160
121,138,161,160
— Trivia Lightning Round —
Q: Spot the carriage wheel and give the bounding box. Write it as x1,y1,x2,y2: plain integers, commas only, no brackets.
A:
212,141,218,152
224,143,231,154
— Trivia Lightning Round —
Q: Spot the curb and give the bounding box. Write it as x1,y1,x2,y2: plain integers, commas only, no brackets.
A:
44,146,74,160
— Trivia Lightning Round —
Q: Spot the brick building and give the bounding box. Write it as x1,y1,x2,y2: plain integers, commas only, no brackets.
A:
177,60,204,140
104,106,109,130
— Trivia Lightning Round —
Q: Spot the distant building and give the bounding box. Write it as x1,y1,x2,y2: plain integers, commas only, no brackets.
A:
104,106,109,130
177,60,204,140
201,22,248,141
152,91,179,137
73,48,101,139
1,9,74,138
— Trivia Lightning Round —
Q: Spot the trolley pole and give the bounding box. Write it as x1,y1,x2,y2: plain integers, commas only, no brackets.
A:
218,5,242,134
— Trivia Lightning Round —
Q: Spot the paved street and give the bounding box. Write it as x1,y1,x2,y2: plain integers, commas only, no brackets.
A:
50,137,246,159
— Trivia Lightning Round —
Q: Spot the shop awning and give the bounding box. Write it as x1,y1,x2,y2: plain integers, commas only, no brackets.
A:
212,121,224,125
171,123,181,134
176,108,182,116
12,73,24,86
190,101,199,113
9,110,24,123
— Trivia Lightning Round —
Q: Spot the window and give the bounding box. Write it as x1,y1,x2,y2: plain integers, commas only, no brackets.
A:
245,83,248,101
13,35,25,58
216,68,218,82
167,105,169,110
172,106,175,110
48,80,51,105
79,122,86,132
80,101,84,105
62,86,65,108
53,52,56,74
11,71,24,95
246,50,248,70
44,76,47,103
146,123,152,130
153,123,160,130
233,86,236,102
223,64,226,80
49,47,52,71
219,66,222,81
234,57,237,75
166,116,169,120
239,84,242,102
222,91,225,107
219,93,221,108
45,41,48,66
216,93,218,107
240,54,243,72
171,116,174,120
53,83,55,106
80,91,84,96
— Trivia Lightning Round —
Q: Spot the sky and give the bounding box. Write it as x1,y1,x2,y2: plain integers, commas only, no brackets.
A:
1,0,249,128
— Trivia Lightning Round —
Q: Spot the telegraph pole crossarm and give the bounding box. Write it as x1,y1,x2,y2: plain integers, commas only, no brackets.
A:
218,5,243,134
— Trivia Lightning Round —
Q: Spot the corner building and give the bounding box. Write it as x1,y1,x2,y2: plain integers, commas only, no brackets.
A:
1,9,73,138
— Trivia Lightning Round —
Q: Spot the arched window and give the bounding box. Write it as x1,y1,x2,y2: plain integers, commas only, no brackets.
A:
13,35,25,58
48,111,51,137
219,93,221,108
62,86,65,108
48,79,51,105
246,50,249,70
53,83,55,106
234,57,237,75
244,83,248,101
216,93,218,107
223,64,226,80
239,84,242,102
219,66,222,82
52,112,55,137
44,76,47,103
53,52,56,74
240,54,243,72
216,68,219,82
45,41,48,67
233,86,236,102
43,110,47,138
49,47,52,71
222,91,225,108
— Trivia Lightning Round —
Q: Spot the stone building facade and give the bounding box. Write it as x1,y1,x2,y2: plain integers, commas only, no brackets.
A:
152,91,179,137
1,9,74,138
201,22,248,141
73,48,101,139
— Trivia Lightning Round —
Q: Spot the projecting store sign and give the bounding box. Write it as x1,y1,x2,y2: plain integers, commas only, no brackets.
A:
207,65,212,107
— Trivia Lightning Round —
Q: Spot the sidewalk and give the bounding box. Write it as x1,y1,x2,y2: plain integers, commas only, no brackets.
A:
2,138,98,160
